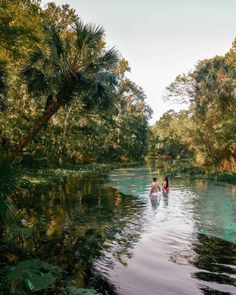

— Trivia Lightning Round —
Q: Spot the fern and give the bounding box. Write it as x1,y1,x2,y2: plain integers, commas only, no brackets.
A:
6,259,60,293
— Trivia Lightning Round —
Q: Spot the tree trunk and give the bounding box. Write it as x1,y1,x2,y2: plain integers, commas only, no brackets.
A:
8,100,62,162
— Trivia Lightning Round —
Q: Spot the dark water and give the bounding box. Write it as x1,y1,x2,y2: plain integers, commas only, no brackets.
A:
14,166,236,294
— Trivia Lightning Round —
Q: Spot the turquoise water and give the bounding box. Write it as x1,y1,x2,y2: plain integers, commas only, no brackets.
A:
99,165,236,295
13,165,236,294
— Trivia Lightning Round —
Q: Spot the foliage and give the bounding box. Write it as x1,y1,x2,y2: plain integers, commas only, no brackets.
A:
148,110,192,159
0,0,150,164
150,39,236,172
63,286,101,295
165,161,236,183
6,259,59,294
0,155,19,197
0,1,151,294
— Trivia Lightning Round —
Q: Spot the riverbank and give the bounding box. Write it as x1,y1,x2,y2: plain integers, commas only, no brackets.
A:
19,162,142,189
19,161,236,191
168,165,236,183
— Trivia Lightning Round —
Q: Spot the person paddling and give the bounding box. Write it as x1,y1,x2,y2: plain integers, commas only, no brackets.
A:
162,176,169,193
149,177,161,198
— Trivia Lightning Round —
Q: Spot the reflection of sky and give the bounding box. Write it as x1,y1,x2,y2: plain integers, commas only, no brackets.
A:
191,181,236,243
108,166,155,198
108,167,236,244
106,166,236,294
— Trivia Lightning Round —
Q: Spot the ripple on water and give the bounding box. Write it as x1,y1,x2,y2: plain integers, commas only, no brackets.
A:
95,167,236,295
14,167,236,295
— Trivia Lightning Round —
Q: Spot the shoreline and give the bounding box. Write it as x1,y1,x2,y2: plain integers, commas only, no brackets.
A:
19,162,143,190
168,165,236,184
19,161,236,191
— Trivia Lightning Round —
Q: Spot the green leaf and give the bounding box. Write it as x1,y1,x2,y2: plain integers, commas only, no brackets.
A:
6,225,32,239
6,259,60,293
64,286,101,295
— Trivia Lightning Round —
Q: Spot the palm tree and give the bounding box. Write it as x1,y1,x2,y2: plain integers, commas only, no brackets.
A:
9,21,119,161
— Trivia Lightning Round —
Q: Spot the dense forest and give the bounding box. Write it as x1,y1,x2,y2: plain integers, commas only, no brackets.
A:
0,1,235,170
0,1,152,294
0,0,235,294
0,0,152,165
148,40,236,172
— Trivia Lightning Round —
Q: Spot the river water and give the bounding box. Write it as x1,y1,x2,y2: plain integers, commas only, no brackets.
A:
16,165,236,294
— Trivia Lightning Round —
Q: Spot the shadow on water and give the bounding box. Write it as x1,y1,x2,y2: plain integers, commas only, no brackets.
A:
9,166,236,295
200,287,234,295
192,233,236,292
12,175,146,293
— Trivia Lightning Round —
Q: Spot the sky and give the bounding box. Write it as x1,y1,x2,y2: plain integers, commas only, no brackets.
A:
42,0,236,123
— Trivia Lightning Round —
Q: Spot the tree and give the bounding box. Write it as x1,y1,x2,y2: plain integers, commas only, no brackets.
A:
8,21,119,161
148,110,192,159
162,39,236,168
0,0,43,60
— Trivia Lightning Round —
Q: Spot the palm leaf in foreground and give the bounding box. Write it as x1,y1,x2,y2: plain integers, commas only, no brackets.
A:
6,259,60,293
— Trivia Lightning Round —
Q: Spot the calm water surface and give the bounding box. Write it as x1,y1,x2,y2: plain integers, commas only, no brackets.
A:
15,165,236,294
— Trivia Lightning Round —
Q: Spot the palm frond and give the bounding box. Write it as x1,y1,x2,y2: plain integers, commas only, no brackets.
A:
0,155,19,197
98,48,119,69
87,23,105,43
83,75,116,110
76,20,105,50
6,259,60,293
28,48,47,66
96,72,118,86
22,66,49,95
45,24,64,58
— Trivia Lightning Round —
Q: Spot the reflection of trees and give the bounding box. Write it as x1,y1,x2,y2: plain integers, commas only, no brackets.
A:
191,181,236,243
12,175,145,292
192,233,236,292
199,286,232,295
185,181,236,293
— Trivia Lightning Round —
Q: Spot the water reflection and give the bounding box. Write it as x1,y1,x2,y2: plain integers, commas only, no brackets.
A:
11,166,236,295
192,234,236,287
191,181,236,243
162,192,169,207
12,175,146,291
150,194,161,210
106,166,236,295
200,286,233,295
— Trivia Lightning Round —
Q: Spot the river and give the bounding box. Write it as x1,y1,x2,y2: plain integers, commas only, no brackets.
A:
15,165,236,294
